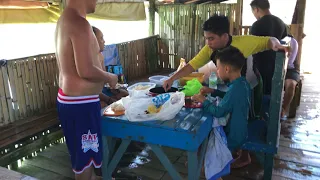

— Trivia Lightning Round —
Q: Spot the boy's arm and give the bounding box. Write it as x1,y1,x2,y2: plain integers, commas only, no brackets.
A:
202,92,232,118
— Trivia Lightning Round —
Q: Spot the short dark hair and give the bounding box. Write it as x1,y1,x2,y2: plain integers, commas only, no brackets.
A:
202,14,229,36
250,0,270,10
92,26,99,35
215,46,246,70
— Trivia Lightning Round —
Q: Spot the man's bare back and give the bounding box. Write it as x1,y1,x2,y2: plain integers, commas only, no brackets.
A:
55,8,117,96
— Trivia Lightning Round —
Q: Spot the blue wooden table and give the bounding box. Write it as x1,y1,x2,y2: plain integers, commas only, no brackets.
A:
101,107,213,180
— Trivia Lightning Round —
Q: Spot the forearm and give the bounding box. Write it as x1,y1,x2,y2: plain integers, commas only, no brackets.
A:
170,64,195,81
80,66,114,83
267,37,280,50
202,100,228,118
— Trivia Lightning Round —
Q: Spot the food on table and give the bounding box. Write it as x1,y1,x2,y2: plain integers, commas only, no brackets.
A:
134,85,151,90
145,104,162,114
110,103,125,112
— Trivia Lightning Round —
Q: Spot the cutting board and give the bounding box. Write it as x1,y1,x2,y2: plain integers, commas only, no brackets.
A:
103,106,125,116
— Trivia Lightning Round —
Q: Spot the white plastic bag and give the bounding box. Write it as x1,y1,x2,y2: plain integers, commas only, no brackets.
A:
122,92,185,122
205,126,233,180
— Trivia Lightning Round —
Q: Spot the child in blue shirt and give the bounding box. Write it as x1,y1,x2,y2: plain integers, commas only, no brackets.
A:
192,46,251,178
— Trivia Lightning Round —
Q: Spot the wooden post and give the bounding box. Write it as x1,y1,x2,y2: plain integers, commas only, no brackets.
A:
291,0,306,72
60,0,66,12
149,0,156,36
234,0,243,35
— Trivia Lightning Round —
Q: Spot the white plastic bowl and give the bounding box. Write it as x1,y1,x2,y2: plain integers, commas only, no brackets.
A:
127,82,156,97
149,75,169,86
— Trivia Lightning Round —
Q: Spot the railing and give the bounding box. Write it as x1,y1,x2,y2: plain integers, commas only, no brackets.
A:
0,54,58,126
0,35,166,127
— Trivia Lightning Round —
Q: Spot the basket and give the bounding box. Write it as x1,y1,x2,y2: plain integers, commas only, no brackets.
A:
179,73,205,86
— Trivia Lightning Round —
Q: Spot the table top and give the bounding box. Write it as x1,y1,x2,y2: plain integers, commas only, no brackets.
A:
101,107,213,151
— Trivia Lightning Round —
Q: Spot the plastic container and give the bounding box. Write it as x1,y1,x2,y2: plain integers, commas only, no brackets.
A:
209,72,218,89
149,75,169,86
127,82,156,97
179,72,205,86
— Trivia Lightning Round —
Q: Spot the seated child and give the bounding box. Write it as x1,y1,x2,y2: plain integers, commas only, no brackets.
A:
192,46,251,179
92,26,128,107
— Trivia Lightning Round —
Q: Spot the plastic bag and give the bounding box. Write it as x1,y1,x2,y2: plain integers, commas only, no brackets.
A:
205,126,233,180
122,92,185,122
181,78,203,96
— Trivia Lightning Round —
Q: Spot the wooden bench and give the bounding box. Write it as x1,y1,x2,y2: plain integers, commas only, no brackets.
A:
241,52,288,180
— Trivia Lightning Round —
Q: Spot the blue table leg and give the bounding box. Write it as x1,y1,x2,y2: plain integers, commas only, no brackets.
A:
187,151,198,180
102,136,120,180
107,139,131,177
102,136,111,180
149,144,183,180
264,154,273,180
196,137,208,178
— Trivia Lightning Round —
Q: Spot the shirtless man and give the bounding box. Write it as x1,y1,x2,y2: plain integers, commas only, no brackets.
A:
55,0,118,179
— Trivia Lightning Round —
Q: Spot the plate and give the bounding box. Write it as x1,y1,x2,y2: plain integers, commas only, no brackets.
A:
103,106,125,116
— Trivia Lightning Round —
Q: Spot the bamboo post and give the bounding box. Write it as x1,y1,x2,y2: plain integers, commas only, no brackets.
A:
20,60,31,116
16,61,27,118
149,0,156,36
7,61,19,120
291,0,306,72
1,65,14,123
0,67,9,125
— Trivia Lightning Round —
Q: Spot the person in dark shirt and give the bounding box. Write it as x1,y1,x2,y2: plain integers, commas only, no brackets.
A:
250,0,301,118
250,0,288,96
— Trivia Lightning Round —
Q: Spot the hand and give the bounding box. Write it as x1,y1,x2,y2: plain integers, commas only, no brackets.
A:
163,78,173,91
107,73,118,89
191,94,206,103
200,86,214,95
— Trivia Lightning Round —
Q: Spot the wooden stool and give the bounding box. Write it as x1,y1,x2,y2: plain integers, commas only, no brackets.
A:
288,78,302,118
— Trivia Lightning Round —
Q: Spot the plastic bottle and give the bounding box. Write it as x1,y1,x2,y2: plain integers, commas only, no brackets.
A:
209,72,218,89
177,58,186,71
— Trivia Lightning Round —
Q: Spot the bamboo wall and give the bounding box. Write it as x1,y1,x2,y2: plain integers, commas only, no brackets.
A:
0,54,58,127
116,35,167,82
157,3,237,69
0,36,163,127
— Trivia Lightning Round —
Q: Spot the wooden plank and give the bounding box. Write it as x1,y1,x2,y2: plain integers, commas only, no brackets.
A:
0,110,57,145
24,59,34,113
39,57,49,110
0,167,38,180
12,61,22,119
20,60,31,116
47,142,69,154
27,59,37,112
0,66,9,126
32,59,41,111
16,163,72,180
23,155,74,179
1,65,15,124
0,118,60,150
36,58,44,112
274,159,320,177
0,129,63,167
38,146,71,168
7,61,19,121
17,61,27,118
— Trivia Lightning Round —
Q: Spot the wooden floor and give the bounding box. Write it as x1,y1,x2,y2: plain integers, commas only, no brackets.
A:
5,74,320,180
